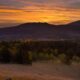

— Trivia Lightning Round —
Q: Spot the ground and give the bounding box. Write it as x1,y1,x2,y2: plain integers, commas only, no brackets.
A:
0,61,80,80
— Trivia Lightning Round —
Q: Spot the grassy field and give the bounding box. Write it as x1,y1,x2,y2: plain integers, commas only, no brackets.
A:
0,62,80,80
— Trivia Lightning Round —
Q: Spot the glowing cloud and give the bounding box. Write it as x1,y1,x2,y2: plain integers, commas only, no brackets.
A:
0,0,80,27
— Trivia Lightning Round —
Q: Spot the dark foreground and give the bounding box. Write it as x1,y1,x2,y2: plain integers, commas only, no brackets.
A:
0,62,80,80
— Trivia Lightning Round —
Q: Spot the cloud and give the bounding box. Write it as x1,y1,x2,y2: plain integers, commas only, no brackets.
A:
0,0,80,10
67,1,80,9
0,0,80,27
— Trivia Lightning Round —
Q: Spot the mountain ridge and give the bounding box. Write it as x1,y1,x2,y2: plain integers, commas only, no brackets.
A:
0,21,80,41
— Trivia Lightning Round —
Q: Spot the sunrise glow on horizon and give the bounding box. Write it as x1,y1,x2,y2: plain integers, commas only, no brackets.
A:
0,0,80,27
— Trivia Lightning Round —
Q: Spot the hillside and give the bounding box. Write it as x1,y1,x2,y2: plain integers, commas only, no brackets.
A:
0,21,80,41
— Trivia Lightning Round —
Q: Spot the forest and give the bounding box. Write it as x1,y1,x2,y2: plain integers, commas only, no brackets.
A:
0,40,80,65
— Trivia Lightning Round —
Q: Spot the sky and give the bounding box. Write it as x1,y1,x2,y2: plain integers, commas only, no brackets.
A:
0,0,80,27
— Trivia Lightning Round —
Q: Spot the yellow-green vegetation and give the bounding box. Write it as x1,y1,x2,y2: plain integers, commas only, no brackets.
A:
0,40,80,65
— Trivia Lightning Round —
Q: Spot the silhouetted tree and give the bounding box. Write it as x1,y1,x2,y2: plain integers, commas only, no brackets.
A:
0,47,12,63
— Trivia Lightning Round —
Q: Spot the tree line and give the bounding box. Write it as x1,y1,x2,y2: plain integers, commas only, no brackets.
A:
0,40,80,65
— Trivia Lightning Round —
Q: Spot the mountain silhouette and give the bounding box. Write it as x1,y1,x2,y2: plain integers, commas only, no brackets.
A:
64,20,80,30
0,21,80,41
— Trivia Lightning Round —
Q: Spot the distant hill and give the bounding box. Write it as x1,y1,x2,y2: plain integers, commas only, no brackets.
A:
64,20,80,30
0,21,80,41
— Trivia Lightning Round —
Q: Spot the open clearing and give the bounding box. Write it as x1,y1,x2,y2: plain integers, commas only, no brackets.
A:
0,62,80,80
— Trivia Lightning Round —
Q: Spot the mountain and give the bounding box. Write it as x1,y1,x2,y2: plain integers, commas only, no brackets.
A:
0,21,80,41
65,20,80,30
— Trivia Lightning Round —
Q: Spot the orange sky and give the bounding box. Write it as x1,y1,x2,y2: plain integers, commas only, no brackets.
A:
0,0,80,27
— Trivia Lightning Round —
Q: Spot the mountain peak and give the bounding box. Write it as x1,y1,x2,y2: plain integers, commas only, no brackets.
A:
0,20,80,41
18,22,52,27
